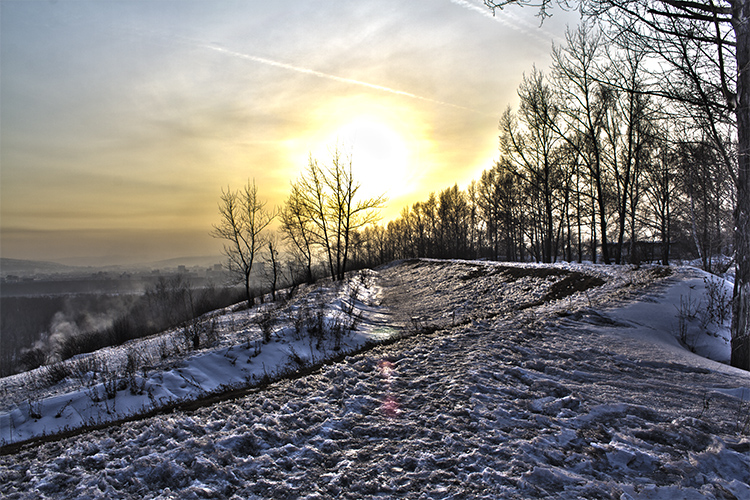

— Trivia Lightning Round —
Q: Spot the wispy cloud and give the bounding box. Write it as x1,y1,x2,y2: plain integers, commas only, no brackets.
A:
125,23,495,116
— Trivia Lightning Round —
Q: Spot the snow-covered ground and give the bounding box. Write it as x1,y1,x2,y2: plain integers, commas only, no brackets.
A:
1,259,749,499
0,269,394,445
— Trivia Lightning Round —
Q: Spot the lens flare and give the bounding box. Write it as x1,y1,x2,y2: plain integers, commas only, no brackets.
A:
378,360,400,418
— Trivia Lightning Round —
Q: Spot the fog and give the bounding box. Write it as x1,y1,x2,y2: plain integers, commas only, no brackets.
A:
0,257,242,377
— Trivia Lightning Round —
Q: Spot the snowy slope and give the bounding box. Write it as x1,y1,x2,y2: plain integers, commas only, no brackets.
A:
0,269,395,446
1,259,749,499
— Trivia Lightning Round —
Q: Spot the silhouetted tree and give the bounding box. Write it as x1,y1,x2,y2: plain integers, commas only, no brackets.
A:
599,43,654,264
677,139,734,273
281,182,316,283
549,24,613,263
211,180,276,307
296,147,386,280
263,237,283,302
500,68,564,262
438,184,471,258
642,131,678,265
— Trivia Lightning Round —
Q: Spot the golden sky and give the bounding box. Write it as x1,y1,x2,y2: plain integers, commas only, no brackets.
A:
0,0,577,265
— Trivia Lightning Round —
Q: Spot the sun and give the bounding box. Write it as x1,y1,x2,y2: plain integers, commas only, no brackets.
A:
335,117,412,200
288,99,431,221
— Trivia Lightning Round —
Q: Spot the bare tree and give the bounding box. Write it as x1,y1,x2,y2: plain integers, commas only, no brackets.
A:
362,224,389,265
610,0,747,369
437,184,471,259
642,123,680,266
677,138,735,273
485,0,750,370
211,180,277,307
297,155,336,279
500,67,564,263
421,193,440,257
296,146,386,280
549,24,613,264
263,236,283,302
600,43,655,264
479,161,525,261
281,182,316,283
478,166,504,260
411,201,430,258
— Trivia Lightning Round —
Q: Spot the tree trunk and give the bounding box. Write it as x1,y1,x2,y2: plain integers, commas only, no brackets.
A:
590,187,597,263
629,221,637,264
662,204,670,266
341,228,350,281
595,175,610,264
545,191,554,263
731,0,750,370
577,180,583,263
306,256,314,284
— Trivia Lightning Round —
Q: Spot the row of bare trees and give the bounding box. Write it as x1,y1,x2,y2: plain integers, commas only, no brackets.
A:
359,24,733,274
212,147,385,307
214,0,749,370
482,0,749,383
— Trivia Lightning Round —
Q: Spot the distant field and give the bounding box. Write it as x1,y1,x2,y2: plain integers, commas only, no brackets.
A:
1,279,145,297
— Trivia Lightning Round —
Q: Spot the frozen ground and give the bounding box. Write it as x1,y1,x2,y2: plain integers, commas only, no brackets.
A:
1,259,749,499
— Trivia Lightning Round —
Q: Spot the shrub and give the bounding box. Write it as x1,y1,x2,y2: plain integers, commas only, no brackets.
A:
329,314,348,351
310,302,326,342
58,329,112,361
181,320,203,351
70,355,102,385
125,347,141,378
39,362,73,386
291,306,310,339
18,346,47,371
255,305,279,343
703,276,731,325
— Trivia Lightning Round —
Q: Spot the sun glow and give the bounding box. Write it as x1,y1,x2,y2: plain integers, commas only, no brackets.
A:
286,98,435,222
337,117,412,200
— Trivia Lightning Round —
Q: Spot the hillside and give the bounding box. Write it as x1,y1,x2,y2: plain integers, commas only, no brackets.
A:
1,259,749,499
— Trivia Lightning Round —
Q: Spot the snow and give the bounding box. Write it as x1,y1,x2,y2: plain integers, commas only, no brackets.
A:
0,269,394,445
1,259,749,499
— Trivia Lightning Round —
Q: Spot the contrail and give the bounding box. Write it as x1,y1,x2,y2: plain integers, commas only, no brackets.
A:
203,43,488,115
449,0,562,47
125,25,489,115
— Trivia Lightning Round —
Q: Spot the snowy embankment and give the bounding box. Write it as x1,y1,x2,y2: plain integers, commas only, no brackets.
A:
1,259,749,499
0,269,395,447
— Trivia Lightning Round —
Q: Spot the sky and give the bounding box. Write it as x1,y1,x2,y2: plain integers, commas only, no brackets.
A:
0,0,578,266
